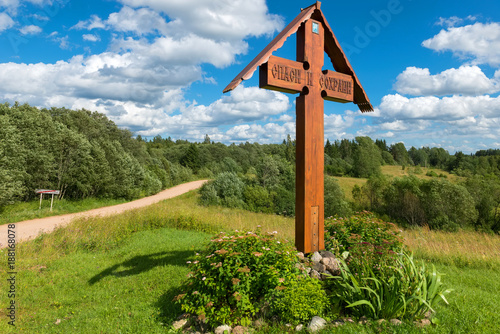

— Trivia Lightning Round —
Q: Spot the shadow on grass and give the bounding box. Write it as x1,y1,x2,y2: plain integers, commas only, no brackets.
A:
88,250,193,285
155,287,185,326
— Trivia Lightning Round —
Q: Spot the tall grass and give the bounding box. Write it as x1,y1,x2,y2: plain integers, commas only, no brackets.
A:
23,190,294,257
334,166,459,201
403,227,500,270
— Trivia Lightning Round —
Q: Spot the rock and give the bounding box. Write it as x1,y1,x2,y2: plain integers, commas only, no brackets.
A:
55,319,61,325
295,324,303,331
344,317,354,323
332,320,344,327
214,324,232,334
307,316,327,332
232,325,249,334
320,257,340,275
358,316,368,325
310,269,321,280
312,262,326,273
306,267,312,274
172,319,189,330
414,319,431,328
319,250,335,258
297,252,305,261
310,251,322,263
390,319,402,326
376,319,385,325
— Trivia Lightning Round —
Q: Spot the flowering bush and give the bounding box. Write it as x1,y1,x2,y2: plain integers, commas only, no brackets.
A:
324,211,404,256
175,228,308,328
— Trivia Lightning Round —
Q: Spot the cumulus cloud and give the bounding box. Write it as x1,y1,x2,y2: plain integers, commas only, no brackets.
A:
73,6,167,35
72,15,106,30
0,12,15,32
224,123,294,142
82,34,100,42
110,34,247,69
394,66,499,96
117,0,284,40
19,24,42,35
422,22,500,66
0,0,286,143
379,93,500,120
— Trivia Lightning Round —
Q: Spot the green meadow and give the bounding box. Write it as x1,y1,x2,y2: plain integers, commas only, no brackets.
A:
1,190,499,333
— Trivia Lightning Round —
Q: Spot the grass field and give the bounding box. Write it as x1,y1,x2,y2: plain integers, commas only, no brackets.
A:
1,190,499,333
334,165,460,200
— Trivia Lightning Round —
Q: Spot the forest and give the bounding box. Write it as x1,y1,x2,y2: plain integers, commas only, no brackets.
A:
1,103,499,233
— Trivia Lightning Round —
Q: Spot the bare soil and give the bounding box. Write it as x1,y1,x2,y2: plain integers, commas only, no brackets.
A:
0,180,208,248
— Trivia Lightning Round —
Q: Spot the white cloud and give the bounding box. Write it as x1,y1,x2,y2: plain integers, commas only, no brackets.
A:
1,0,55,16
0,0,21,15
0,12,15,32
436,15,476,28
19,24,42,35
111,34,247,69
82,34,100,42
394,66,499,96
0,1,288,144
182,86,290,126
32,13,49,21
223,122,295,143
422,22,500,66
72,14,106,30
107,6,168,35
52,34,69,49
379,93,500,120
73,6,167,35
117,0,284,40
379,120,408,131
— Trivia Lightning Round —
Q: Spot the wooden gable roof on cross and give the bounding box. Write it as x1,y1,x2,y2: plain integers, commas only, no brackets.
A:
223,1,374,113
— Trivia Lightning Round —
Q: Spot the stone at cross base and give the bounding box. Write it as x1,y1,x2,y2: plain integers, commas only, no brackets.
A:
224,2,373,254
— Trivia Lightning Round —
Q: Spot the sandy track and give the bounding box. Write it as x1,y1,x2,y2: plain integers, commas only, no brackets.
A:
0,180,208,248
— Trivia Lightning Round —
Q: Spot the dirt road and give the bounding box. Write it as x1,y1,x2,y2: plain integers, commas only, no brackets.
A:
0,180,208,248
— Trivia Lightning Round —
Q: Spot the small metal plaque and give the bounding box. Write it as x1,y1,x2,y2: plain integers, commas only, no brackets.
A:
312,22,319,34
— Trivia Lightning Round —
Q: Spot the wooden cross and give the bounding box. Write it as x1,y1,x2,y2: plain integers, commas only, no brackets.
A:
224,2,373,254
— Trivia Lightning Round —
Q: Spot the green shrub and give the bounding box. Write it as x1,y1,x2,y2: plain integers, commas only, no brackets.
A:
327,250,451,320
426,170,438,177
199,182,219,206
324,212,404,256
271,186,295,216
324,176,352,218
199,172,245,208
272,277,329,325
243,185,274,213
175,229,306,328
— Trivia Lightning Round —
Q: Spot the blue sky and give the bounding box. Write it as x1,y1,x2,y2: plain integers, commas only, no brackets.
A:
1,0,500,153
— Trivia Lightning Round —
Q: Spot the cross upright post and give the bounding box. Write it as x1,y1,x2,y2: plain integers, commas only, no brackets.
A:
295,18,325,253
223,1,373,254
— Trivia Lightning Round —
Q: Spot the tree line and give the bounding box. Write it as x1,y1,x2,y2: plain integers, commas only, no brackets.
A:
1,103,499,232
0,103,193,209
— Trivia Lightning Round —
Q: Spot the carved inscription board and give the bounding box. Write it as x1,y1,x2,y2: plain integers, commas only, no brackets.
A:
260,55,354,103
